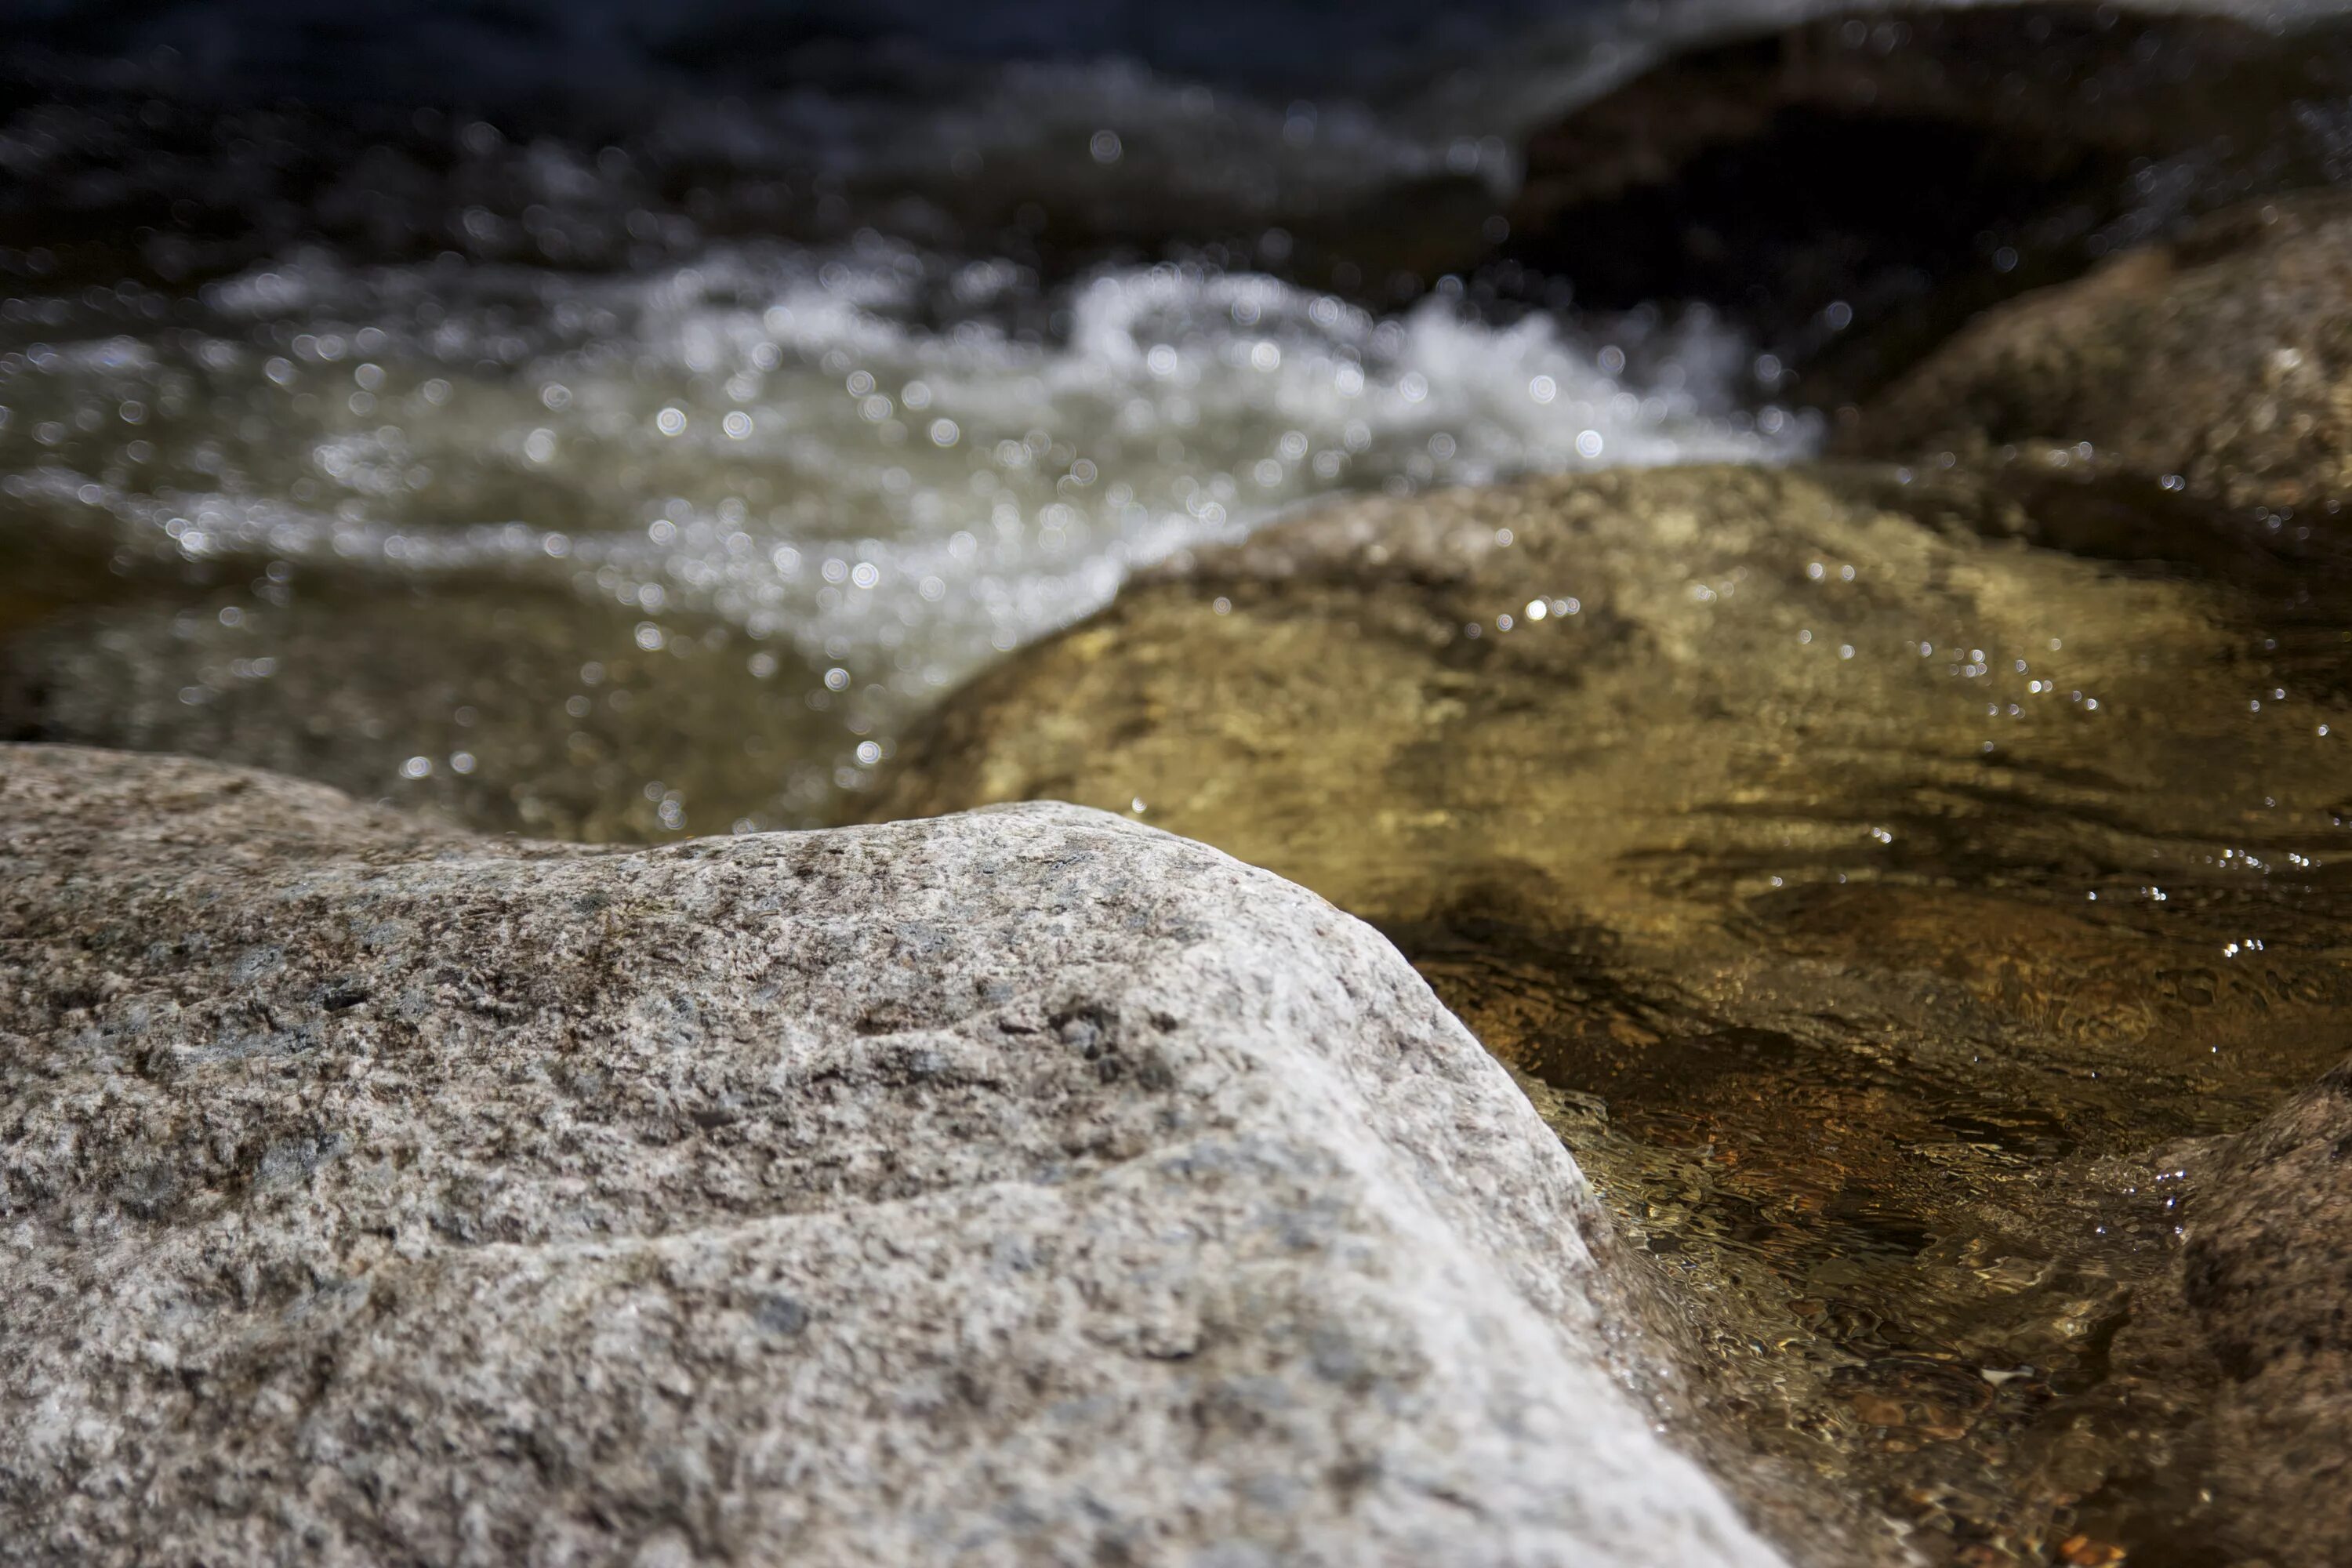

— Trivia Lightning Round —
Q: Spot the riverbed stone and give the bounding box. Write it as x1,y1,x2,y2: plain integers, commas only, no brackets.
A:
1855,194,2352,520
2180,1055,2352,1568
0,742,1789,1568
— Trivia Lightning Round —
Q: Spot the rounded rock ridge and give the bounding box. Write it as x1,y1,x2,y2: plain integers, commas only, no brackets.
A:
0,742,1786,1568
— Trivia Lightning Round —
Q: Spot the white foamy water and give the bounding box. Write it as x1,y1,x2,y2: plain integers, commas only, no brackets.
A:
0,237,1810,794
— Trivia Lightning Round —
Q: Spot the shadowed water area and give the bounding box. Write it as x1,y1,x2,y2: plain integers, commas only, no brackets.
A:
8,2,2352,1563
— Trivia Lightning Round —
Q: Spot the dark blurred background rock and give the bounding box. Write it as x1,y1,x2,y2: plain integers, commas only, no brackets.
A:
1505,4,2352,407
1853,192,2352,522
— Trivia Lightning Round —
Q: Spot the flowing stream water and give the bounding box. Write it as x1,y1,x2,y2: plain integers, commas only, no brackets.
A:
0,238,1793,832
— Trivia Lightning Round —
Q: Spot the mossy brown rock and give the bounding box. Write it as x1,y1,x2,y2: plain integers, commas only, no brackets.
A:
874,463,2352,1563
1855,195,2352,521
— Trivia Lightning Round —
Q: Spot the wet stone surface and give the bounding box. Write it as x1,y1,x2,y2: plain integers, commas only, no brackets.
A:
2171,1054,2352,1568
872,460,2352,1566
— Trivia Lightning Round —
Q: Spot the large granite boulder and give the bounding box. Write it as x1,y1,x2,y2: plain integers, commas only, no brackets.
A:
1855,194,2352,521
0,742,1788,1568
1505,4,2352,403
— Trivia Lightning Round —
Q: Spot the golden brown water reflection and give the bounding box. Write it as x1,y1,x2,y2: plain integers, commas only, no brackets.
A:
873,459,2352,1566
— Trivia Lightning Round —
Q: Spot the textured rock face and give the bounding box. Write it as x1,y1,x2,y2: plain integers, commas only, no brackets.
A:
1857,195,2352,517
872,462,2350,924
2180,1057,2352,1568
0,743,1787,1568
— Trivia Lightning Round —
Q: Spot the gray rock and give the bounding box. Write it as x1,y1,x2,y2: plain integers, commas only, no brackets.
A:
0,742,1787,1568
2180,1056,2352,1568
